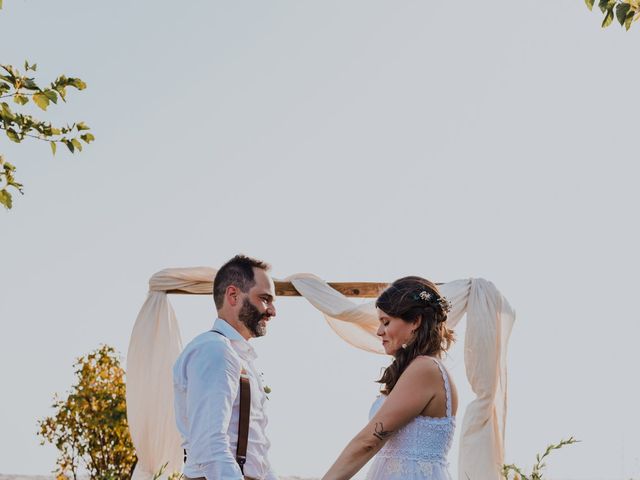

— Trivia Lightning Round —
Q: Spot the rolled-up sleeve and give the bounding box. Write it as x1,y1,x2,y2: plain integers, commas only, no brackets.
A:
186,340,244,480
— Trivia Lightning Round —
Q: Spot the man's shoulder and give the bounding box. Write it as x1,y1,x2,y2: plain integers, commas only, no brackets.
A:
182,330,235,355
173,331,243,385
193,329,229,344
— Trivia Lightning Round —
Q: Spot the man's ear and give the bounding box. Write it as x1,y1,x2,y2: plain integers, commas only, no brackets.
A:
225,285,240,307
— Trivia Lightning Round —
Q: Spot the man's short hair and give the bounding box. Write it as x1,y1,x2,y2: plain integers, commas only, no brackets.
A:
213,254,271,309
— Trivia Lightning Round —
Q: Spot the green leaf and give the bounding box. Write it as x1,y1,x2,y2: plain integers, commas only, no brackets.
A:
71,138,83,152
50,141,57,155
599,0,617,13
33,92,50,110
602,8,615,27
80,133,95,144
598,0,609,13
55,85,67,101
6,176,23,191
76,121,90,131
616,3,632,24
13,94,29,105
6,128,20,143
22,78,38,90
585,0,595,11
69,78,87,90
0,189,12,210
2,100,14,115
4,160,15,171
625,8,635,29
44,89,58,104
1,65,17,80
64,139,75,153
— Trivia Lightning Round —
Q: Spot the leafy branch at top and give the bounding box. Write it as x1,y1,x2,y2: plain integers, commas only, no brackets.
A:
0,61,94,209
502,436,579,480
586,0,640,29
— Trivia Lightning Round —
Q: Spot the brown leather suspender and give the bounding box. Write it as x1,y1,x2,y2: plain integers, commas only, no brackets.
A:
236,371,251,474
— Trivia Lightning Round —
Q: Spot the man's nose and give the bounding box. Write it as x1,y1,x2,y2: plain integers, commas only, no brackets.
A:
267,304,276,318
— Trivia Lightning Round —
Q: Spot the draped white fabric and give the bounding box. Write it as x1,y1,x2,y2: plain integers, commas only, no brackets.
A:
127,267,215,479
127,268,514,480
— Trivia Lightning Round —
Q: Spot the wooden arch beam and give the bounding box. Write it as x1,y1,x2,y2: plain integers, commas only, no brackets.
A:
167,281,390,298
274,281,389,298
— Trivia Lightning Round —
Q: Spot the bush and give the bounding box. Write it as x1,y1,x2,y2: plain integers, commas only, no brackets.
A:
38,345,137,480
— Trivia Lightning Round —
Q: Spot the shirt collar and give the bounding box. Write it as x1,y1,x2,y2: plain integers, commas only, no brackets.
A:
213,318,257,359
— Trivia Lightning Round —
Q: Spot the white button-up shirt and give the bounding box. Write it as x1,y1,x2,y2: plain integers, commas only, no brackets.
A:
173,318,277,480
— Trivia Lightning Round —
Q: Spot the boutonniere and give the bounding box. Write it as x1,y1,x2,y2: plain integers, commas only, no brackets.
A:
260,372,272,398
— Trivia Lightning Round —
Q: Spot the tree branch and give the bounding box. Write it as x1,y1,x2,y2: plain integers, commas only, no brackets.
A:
0,124,60,142
0,92,39,99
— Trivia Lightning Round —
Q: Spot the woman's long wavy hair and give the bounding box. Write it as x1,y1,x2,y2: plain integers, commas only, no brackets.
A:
376,276,455,394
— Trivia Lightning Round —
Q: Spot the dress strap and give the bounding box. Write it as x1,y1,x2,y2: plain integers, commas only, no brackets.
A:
431,358,452,418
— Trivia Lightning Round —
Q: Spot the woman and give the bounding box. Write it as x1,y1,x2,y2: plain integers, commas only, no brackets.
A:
322,276,458,480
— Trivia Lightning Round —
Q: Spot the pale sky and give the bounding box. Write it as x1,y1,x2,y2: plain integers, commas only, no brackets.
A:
1,1,639,479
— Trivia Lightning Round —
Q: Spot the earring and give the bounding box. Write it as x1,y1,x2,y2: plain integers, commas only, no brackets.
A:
402,331,417,349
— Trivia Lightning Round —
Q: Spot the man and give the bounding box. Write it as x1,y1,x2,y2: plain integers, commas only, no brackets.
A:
173,254,278,480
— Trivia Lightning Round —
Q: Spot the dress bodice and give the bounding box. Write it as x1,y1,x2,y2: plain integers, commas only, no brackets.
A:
366,357,455,479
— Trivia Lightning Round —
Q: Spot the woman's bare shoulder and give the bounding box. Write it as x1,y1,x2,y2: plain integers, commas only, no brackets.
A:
401,356,443,383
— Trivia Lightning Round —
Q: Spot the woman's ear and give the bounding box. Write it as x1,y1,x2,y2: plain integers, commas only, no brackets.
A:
412,314,423,331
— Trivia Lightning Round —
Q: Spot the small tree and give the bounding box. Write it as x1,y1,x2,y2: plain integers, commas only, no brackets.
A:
38,345,137,480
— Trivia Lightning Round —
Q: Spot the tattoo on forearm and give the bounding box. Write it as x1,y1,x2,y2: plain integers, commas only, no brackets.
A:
373,422,393,441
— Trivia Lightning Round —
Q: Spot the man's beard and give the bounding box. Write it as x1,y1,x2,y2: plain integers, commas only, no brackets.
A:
239,297,269,337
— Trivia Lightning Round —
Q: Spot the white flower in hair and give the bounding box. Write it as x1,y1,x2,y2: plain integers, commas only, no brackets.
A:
419,291,432,301
438,297,452,314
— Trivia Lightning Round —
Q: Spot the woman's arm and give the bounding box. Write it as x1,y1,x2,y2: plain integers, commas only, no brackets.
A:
319,421,389,480
321,357,441,480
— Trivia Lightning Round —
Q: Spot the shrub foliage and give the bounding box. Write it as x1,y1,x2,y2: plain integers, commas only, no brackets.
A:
38,345,137,480
502,436,579,480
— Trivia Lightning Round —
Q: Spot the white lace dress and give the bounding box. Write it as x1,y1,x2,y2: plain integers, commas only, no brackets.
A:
366,358,455,480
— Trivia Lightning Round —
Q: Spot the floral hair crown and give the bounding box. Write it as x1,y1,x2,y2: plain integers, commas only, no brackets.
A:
414,290,452,314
